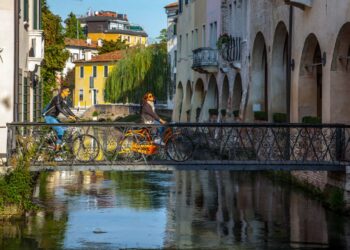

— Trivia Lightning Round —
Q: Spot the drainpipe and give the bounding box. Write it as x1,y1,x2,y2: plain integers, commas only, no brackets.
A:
14,0,19,122
287,6,293,123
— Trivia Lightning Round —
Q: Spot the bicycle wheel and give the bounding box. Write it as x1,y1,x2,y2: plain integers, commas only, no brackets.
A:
118,133,146,162
73,134,100,162
166,133,194,162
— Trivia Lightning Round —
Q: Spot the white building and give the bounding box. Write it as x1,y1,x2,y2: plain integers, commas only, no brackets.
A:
164,2,179,109
0,0,44,156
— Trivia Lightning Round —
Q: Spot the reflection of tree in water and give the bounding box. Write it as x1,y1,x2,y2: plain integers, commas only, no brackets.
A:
108,171,172,210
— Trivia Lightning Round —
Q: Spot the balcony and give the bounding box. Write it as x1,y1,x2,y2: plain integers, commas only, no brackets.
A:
27,30,44,71
192,48,218,73
285,0,312,10
220,36,242,66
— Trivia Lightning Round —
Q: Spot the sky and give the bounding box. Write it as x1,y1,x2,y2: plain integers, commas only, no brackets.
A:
47,0,172,40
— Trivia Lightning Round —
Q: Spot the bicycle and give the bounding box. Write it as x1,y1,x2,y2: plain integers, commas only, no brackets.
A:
31,125,100,163
114,126,194,162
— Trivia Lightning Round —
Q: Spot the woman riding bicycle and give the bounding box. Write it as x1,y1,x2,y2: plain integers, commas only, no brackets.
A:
141,92,166,144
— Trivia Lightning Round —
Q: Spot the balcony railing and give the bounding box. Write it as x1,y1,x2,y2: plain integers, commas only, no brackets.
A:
220,36,242,63
27,30,44,72
192,48,218,73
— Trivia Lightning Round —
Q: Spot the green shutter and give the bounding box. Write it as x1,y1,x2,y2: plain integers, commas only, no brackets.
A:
33,0,38,29
24,0,29,22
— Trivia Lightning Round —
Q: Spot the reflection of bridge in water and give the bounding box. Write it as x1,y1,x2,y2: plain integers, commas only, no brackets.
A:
6,122,350,172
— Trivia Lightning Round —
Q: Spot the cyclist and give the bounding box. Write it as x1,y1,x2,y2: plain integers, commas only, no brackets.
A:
141,92,166,144
42,85,77,151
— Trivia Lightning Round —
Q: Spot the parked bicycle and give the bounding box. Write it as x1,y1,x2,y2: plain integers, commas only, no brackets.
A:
30,125,100,163
113,126,194,162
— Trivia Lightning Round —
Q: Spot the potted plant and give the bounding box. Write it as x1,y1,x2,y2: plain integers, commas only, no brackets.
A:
220,109,227,117
233,110,240,118
209,109,219,116
273,113,287,123
254,111,268,121
302,116,321,124
92,110,99,121
216,33,230,50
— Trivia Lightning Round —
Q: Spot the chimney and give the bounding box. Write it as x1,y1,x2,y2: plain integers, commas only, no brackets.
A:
84,50,92,61
86,38,92,45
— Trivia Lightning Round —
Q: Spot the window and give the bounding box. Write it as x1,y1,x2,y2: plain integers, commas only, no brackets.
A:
173,24,177,35
202,25,206,47
80,66,84,78
179,0,183,13
104,65,108,77
89,76,94,89
79,89,84,101
185,0,189,4
93,66,97,78
179,35,182,56
186,33,189,55
174,50,177,66
194,29,198,49
33,0,38,29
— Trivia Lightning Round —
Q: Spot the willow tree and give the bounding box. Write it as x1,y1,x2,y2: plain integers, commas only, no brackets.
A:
104,44,170,103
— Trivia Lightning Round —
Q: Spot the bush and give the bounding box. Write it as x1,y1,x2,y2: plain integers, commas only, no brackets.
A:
302,116,321,124
273,113,287,123
254,111,268,121
233,110,239,118
209,109,219,116
220,109,226,117
92,111,99,117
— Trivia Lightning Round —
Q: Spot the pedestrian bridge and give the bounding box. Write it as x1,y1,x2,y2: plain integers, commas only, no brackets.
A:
6,122,350,172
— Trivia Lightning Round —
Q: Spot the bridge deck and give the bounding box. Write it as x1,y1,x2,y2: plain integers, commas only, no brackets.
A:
28,161,346,172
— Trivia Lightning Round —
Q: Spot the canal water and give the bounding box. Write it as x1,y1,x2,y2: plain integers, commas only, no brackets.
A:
0,171,349,249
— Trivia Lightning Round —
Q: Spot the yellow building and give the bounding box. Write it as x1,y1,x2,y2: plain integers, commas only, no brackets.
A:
74,50,124,108
80,13,148,46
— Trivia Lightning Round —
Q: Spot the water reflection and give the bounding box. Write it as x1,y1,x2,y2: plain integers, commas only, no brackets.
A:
0,171,349,249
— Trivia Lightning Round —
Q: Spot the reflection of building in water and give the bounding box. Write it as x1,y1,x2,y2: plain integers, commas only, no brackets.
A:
165,171,333,248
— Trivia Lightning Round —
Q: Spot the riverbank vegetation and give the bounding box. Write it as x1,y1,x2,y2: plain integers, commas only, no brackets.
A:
0,146,37,219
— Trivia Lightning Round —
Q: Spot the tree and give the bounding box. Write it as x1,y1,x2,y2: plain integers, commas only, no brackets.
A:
157,28,167,44
104,44,170,103
64,12,86,39
41,0,69,105
97,39,129,54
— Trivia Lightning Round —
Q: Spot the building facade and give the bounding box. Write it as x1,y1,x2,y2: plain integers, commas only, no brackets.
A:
80,11,148,46
0,0,44,155
73,50,123,108
164,2,179,109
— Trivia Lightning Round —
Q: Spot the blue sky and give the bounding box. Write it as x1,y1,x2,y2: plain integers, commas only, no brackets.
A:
47,0,172,40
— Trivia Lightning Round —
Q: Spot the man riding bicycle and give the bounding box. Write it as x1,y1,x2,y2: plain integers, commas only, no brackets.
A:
42,85,77,151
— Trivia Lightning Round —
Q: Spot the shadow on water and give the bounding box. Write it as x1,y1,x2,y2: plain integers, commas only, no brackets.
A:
0,171,349,249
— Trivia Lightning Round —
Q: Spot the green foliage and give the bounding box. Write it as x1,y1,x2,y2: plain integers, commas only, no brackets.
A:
220,109,226,117
41,0,69,105
233,110,240,117
98,39,129,55
0,144,36,212
64,12,86,39
254,111,268,121
114,114,142,123
92,111,99,117
216,33,230,50
302,116,322,124
104,44,170,103
157,28,167,44
273,113,287,123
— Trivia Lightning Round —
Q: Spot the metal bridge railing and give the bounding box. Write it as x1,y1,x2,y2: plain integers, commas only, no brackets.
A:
6,122,350,169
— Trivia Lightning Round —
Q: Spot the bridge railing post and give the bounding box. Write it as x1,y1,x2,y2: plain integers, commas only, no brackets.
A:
336,127,345,162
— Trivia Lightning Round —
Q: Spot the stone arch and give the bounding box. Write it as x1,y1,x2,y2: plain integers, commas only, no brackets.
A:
250,32,268,121
220,75,230,114
191,79,205,122
173,82,184,122
182,80,193,122
202,75,219,122
298,33,322,121
271,22,288,117
232,73,243,116
330,23,350,123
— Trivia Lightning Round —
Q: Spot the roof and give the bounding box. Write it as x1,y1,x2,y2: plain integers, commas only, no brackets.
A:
104,29,148,37
164,2,178,9
64,38,98,49
75,50,125,64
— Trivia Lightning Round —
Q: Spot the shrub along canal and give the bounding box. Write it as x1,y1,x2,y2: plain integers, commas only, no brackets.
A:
0,171,349,249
